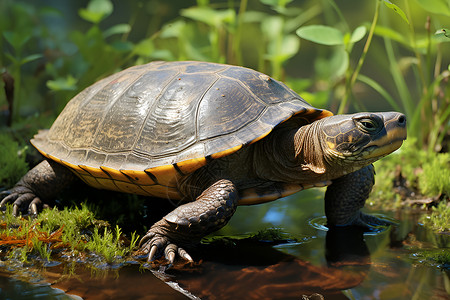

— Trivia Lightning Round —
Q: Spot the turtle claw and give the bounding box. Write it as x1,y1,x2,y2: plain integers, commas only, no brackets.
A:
0,186,45,216
148,245,158,262
30,203,39,215
12,204,20,217
140,231,194,265
179,248,193,262
166,249,176,265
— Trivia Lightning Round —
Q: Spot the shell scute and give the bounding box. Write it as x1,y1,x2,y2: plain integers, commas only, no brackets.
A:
198,77,266,141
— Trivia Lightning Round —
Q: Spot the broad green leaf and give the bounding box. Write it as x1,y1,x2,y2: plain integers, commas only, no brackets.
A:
196,0,210,6
416,0,450,16
79,0,113,24
149,49,175,61
260,0,294,8
350,26,367,43
181,7,235,28
299,90,329,108
383,1,409,24
47,75,78,91
262,16,283,39
435,28,450,39
329,47,349,79
296,25,344,46
433,29,450,44
3,31,31,51
86,26,103,40
20,54,42,65
132,39,154,57
103,24,131,38
285,78,312,93
242,11,268,23
39,6,63,17
260,0,298,15
314,47,348,80
160,20,186,38
79,10,103,24
111,41,134,52
280,35,300,56
4,53,18,64
87,0,113,15
266,34,300,62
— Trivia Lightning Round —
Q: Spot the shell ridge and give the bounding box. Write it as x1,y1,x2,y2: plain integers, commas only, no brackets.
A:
129,68,181,154
194,74,222,153
90,65,155,151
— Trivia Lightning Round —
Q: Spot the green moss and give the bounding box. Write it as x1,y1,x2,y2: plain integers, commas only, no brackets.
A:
420,153,450,196
369,139,450,210
412,249,450,269
81,225,139,264
203,227,306,246
0,133,29,187
419,201,450,233
0,204,139,265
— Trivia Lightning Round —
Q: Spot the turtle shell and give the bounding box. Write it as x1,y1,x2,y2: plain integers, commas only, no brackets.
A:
32,61,332,199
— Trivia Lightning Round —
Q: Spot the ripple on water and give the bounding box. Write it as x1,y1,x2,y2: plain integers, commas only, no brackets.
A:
308,214,395,236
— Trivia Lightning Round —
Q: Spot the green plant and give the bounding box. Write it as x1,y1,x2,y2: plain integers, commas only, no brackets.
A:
420,153,450,196
419,200,450,233
369,139,450,209
375,0,450,152
0,133,28,187
0,203,138,264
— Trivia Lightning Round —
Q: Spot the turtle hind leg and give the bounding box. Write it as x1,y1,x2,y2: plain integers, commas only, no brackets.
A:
0,159,75,215
324,164,394,229
139,179,239,264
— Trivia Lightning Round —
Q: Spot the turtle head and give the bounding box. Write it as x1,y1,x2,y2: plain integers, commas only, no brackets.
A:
320,112,407,169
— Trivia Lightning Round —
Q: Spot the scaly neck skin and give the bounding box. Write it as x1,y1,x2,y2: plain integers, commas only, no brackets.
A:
253,120,336,183
292,119,369,180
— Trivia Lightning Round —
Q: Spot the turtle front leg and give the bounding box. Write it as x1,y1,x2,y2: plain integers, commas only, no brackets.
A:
139,179,238,264
0,160,75,215
324,164,392,228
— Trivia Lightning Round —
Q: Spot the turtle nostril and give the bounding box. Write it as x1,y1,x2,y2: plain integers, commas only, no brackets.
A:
397,114,406,126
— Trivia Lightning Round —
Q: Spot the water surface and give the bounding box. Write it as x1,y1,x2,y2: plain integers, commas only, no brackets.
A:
0,189,448,299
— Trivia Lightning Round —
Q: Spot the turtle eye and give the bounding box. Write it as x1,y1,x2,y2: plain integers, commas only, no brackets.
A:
358,119,378,132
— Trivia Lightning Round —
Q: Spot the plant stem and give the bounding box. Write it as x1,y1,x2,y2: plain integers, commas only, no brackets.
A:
404,0,427,92
231,0,247,65
338,0,381,114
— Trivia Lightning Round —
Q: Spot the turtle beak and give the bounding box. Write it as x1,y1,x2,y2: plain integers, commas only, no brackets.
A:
385,112,407,141
362,112,407,159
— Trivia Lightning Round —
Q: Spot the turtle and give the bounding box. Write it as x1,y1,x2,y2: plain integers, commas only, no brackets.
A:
0,61,407,263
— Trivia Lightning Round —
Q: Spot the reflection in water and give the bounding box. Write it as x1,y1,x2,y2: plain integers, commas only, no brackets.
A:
0,272,79,300
325,226,370,268
158,229,370,300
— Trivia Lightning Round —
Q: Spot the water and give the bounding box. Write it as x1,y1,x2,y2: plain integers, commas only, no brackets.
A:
0,189,448,299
